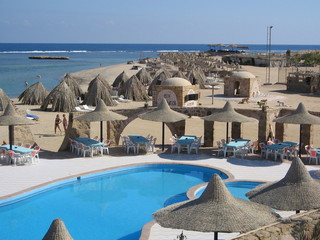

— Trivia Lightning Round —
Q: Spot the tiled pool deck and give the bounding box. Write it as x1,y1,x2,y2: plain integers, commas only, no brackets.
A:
1,153,319,239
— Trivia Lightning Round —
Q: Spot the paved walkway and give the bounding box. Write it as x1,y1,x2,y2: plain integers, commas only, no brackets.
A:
0,152,319,239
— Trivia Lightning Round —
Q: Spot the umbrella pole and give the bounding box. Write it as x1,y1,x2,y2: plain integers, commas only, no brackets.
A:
226,122,229,143
100,121,103,143
9,125,13,150
214,232,218,240
162,122,165,151
299,125,302,158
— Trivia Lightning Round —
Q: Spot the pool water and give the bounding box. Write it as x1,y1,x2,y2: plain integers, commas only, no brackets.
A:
0,164,227,240
195,181,263,199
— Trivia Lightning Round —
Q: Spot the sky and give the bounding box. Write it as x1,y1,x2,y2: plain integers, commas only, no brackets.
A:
1,0,319,44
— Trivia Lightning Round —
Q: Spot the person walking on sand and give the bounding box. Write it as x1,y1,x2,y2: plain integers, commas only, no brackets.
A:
62,114,68,133
54,114,62,134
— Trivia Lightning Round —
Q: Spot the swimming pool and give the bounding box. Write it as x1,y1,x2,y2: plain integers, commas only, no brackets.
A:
0,164,228,240
195,181,263,199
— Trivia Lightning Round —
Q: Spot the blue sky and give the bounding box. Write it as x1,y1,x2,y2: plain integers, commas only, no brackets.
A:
0,0,319,44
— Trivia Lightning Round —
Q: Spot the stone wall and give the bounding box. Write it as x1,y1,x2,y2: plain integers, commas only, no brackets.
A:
224,77,260,98
232,210,320,240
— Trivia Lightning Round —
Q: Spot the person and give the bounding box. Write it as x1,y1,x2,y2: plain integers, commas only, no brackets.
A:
24,81,28,87
62,114,68,133
54,114,62,134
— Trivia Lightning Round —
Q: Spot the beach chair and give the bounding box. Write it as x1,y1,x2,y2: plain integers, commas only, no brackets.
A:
305,145,312,158
24,144,31,149
69,138,76,153
170,136,179,153
275,147,289,161
117,95,132,103
0,148,8,163
216,141,224,156
82,105,95,111
189,136,202,154
125,139,136,154
102,140,111,154
79,143,92,157
147,137,157,153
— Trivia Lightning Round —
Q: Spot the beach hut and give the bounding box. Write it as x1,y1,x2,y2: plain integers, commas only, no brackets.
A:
62,73,84,98
186,66,206,89
148,71,170,96
42,218,74,240
0,103,34,150
135,67,152,85
118,75,150,101
0,88,11,111
74,100,127,142
138,98,188,151
18,82,48,105
202,101,256,143
112,71,129,88
83,74,116,106
273,102,320,157
246,157,320,213
41,81,78,112
153,174,279,240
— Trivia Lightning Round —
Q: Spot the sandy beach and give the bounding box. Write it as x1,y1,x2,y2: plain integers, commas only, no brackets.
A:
1,62,320,153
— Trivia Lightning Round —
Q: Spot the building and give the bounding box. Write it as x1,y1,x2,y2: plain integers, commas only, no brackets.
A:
224,69,260,98
287,71,320,93
152,77,200,107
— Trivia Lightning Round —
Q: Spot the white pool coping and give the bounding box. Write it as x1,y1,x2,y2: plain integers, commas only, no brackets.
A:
0,153,319,240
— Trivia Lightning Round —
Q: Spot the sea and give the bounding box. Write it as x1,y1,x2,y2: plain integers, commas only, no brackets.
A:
1,43,320,98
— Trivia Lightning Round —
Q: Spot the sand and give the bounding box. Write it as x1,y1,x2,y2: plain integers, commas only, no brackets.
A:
1,63,320,153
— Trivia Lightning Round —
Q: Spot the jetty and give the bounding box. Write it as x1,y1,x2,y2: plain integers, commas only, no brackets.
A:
28,56,70,60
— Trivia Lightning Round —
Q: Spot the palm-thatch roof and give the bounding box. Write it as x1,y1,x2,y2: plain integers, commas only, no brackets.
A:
83,74,117,106
153,68,172,80
62,73,84,97
135,68,152,85
0,88,11,111
118,75,150,101
148,71,170,96
172,70,187,79
153,174,279,235
187,66,207,88
112,71,129,88
41,81,78,112
18,82,48,105
246,157,320,211
42,218,73,240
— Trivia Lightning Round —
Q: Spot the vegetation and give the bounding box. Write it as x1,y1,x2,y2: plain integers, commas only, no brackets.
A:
290,51,320,66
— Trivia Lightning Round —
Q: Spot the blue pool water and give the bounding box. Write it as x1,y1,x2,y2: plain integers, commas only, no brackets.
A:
195,181,263,200
0,164,227,240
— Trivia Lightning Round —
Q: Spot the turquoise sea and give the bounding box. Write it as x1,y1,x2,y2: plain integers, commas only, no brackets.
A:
1,43,320,98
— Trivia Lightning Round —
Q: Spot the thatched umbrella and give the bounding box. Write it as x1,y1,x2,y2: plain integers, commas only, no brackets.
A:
83,74,116,106
154,174,279,240
41,81,78,112
18,82,48,105
118,75,150,101
172,70,187,79
246,157,320,213
112,71,129,88
135,67,152,85
63,73,83,98
0,88,11,111
273,102,320,157
42,218,73,240
138,98,188,151
74,100,127,142
202,101,256,143
0,103,34,150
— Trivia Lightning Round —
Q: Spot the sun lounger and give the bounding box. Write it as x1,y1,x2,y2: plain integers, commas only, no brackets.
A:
82,105,95,111
117,96,132,103
75,106,89,112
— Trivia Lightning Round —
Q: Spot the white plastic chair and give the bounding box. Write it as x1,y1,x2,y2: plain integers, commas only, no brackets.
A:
102,140,111,154
125,139,136,154
308,150,319,165
189,136,202,154
170,136,179,153
69,138,76,153
80,143,92,157
259,142,267,159
148,137,157,153
216,141,224,156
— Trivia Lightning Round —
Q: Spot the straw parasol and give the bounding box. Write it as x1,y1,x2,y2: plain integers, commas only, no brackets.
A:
62,73,83,98
0,103,34,150
138,98,188,151
0,88,11,111
83,74,117,106
41,81,78,112
172,70,187,79
74,100,127,142
118,75,150,101
148,71,169,96
42,218,73,240
186,66,207,88
18,82,49,105
202,101,256,142
273,102,320,157
135,67,152,85
247,157,320,213
112,71,129,88
153,174,279,240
